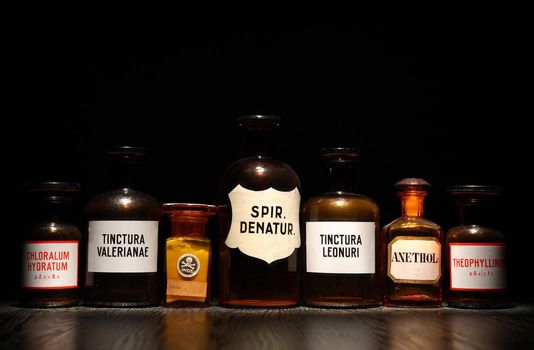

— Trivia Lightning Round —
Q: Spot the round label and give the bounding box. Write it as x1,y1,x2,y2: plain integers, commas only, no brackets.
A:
177,254,200,278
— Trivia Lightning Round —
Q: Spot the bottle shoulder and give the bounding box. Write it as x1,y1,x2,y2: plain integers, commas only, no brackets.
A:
446,225,505,242
86,188,160,220
26,222,82,240
221,156,301,193
383,216,442,232
302,193,379,221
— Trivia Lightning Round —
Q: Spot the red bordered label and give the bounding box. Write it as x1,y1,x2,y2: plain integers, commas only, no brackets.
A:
449,243,506,291
22,241,79,289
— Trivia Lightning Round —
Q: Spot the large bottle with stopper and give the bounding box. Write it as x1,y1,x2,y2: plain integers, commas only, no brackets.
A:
218,115,301,307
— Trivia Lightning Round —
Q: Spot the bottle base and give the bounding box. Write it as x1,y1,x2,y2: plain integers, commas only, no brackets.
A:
83,300,160,308
19,299,81,308
446,301,511,309
219,299,298,308
304,297,381,309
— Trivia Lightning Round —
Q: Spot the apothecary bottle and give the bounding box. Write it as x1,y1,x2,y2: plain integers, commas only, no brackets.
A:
85,146,161,307
382,178,442,307
163,203,216,307
21,182,82,308
218,115,301,307
445,185,507,309
301,147,381,308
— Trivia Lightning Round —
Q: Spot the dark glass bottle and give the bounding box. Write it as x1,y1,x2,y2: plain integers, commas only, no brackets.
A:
85,146,161,307
445,185,507,309
301,147,381,308
382,178,442,307
21,182,82,307
163,203,217,307
218,115,301,307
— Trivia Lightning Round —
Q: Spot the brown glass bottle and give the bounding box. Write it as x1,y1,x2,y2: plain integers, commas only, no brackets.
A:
382,178,442,307
445,185,507,309
85,146,161,307
302,148,381,308
20,182,82,307
218,115,301,307
163,203,216,307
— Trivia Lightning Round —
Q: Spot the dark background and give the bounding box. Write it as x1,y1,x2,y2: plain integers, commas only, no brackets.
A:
2,5,530,300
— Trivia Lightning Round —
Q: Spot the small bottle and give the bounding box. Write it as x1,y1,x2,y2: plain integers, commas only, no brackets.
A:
218,115,301,307
163,203,217,307
445,185,507,309
21,182,82,307
382,178,442,307
302,147,381,308
85,146,161,307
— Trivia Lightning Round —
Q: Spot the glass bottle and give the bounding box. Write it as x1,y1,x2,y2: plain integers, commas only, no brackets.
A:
382,178,442,307
163,203,217,307
445,185,507,308
301,147,381,308
20,182,82,307
85,146,161,307
218,115,301,307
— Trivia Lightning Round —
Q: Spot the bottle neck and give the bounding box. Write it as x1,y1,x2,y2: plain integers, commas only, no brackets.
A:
31,201,78,223
241,129,275,158
326,164,355,193
108,161,144,190
455,201,499,226
400,191,426,217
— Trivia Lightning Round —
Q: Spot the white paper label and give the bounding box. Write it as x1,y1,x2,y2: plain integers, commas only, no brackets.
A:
225,184,301,264
388,237,441,284
22,241,78,289
306,221,375,274
450,243,506,290
88,220,159,273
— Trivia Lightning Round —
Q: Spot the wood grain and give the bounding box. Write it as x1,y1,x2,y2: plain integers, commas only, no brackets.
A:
1,304,533,350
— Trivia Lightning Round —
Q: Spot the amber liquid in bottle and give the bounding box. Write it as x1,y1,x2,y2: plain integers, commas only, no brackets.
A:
445,185,507,309
164,203,216,307
302,148,381,308
85,146,161,307
218,115,301,307
382,178,442,307
20,182,82,308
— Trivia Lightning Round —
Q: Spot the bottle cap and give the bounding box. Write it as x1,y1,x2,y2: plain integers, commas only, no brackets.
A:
395,178,431,191
320,147,360,164
236,115,281,131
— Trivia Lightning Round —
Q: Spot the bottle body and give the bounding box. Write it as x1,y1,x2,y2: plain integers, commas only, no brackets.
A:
382,217,442,307
219,157,301,307
445,185,507,309
302,193,381,308
84,188,161,307
20,182,82,308
446,225,507,308
163,203,216,307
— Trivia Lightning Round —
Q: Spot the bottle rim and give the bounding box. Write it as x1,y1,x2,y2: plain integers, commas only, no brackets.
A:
446,185,503,194
162,203,218,214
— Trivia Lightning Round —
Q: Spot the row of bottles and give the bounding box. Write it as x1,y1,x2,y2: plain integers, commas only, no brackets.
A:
20,115,507,309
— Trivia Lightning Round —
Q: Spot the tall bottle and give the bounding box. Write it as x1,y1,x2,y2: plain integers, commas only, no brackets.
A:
20,182,82,307
382,178,442,307
301,147,381,308
445,185,507,308
85,146,161,307
218,115,301,307
163,203,216,307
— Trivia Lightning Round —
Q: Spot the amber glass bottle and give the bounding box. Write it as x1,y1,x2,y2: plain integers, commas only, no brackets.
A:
302,147,381,308
21,182,82,307
85,146,161,307
218,115,301,307
445,185,507,309
163,203,217,307
382,178,442,307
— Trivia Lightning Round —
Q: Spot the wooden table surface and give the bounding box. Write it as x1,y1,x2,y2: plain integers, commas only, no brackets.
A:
1,302,533,350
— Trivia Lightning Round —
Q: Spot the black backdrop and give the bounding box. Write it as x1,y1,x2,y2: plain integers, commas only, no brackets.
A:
2,6,531,301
